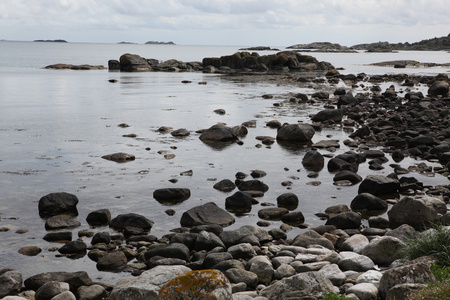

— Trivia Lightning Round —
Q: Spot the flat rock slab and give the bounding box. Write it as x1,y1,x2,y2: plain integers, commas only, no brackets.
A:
180,202,235,227
101,152,135,163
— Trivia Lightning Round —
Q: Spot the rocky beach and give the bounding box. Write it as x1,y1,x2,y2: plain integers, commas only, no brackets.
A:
1,50,450,300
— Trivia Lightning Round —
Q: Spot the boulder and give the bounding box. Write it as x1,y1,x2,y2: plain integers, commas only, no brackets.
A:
76,284,108,300
119,53,151,72
356,270,383,285
144,243,190,262
96,251,128,271
199,124,239,143
225,191,253,213
427,80,449,97
358,175,400,196
109,213,154,232
109,265,191,300
386,283,428,300
58,241,87,255
387,197,441,229
258,207,289,220
224,268,258,289
24,271,93,292
325,212,361,230
340,234,369,253
43,231,72,242
378,260,435,299
259,272,336,299
180,202,235,227
203,252,233,269
274,264,296,280
384,224,418,241
35,281,69,300
276,123,315,142
227,243,257,259
219,225,271,248
45,216,81,230
153,188,191,205
194,230,226,252
247,256,274,284
277,193,299,210
101,152,135,163
334,170,362,184
338,252,375,272
50,291,76,300
346,283,379,300
350,193,388,212
38,192,79,218
108,59,120,70
158,269,232,300
292,230,334,250
170,128,190,137
90,232,110,245
237,180,269,193
86,209,111,226
362,236,405,266
317,264,346,286
213,179,236,192
302,150,324,172
0,270,22,298
18,246,42,256
311,109,343,123
281,211,305,226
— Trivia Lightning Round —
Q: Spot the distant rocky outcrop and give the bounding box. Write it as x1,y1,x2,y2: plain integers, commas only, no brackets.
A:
239,46,280,51
44,64,106,70
145,41,175,45
352,33,450,51
287,42,354,52
34,39,67,43
352,42,394,52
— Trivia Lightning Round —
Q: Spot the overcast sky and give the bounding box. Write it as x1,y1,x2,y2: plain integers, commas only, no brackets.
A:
1,0,449,46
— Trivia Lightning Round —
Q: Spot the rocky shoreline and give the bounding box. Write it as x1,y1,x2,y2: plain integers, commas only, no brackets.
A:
2,53,450,300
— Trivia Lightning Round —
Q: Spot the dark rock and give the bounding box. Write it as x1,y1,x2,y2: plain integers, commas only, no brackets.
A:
153,188,191,205
427,80,449,97
43,231,72,242
194,231,226,251
180,202,235,227
258,207,289,220
338,92,359,107
45,216,81,230
326,212,361,229
58,240,87,255
35,281,70,300
292,230,334,250
108,59,120,70
109,213,154,232
311,91,329,99
170,233,198,249
219,225,271,248
266,120,282,128
144,243,190,262
224,268,258,289
203,252,233,269
212,260,245,272
333,170,362,184
24,271,93,292
327,157,358,173
358,175,400,196
281,211,305,226
350,193,388,212
349,125,371,139
276,123,315,142
250,170,267,178
199,123,239,143
77,284,108,300
86,209,111,226
302,150,324,172
120,53,151,72
96,251,128,271
277,193,299,210
91,232,111,245
190,224,224,236
101,152,135,163
311,109,343,123
225,191,254,213
170,128,190,137
368,216,390,229
213,179,236,192
387,197,441,229
237,180,269,193
38,192,79,218
18,246,42,256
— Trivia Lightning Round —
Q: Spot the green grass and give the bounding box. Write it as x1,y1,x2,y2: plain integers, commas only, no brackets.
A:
408,279,450,300
397,225,450,267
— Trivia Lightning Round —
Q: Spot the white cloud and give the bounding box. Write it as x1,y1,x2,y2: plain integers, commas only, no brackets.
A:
0,0,449,45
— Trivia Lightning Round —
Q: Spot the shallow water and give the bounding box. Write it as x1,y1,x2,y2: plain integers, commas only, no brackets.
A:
0,41,449,284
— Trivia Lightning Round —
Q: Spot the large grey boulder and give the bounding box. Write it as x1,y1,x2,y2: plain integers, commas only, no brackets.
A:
276,123,315,142
361,236,404,266
35,281,69,300
24,271,93,292
338,252,375,272
325,212,361,230
110,213,154,232
247,256,274,285
350,193,387,212
317,264,346,286
224,268,258,289
340,234,369,253
38,192,79,218
0,270,23,298
387,197,441,229
259,272,336,299
109,265,191,300
119,53,151,72
358,175,400,196
346,283,379,300
180,202,235,227
199,124,239,143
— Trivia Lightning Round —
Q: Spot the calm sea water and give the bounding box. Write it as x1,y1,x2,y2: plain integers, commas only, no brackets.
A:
0,41,449,283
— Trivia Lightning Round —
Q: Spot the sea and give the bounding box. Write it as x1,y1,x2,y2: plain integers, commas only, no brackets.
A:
0,41,449,284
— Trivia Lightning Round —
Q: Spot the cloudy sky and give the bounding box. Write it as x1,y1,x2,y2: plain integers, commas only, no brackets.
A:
1,0,449,46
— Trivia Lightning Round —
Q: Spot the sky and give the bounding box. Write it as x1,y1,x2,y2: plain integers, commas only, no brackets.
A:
1,0,449,47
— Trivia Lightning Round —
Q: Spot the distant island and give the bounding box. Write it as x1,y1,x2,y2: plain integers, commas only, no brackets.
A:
145,41,175,45
33,39,67,43
288,33,450,52
239,46,280,51
117,41,138,44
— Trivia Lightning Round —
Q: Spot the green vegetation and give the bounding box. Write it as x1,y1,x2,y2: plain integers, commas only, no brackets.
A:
409,279,450,300
397,225,450,267
352,33,450,51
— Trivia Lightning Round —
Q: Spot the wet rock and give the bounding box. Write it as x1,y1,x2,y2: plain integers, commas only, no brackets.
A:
266,120,281,128
76,284,108,300
326,212,361,230
358,175,400,197
180,202,235,227
153,188,191,205
281,211,305,226
333,170,362,184
225,191,254,213
427,80,449,97
58,240,87,255
158,269,232,300
277,193,299,210
258,207,289,220
38,192,79,218
120,53,151,72
349,125,371,139
45,216,81,230
97,251,128,271
350,193,387,212
109,213,154,232
276,123,315,142
43,231,72,242
238,180,269,193
292,230,334,250
250,170,266,178
260,272,335,299
379,260,435,300
387,197,441,230
338,92,359,107
170,128,190,137
35,281,70,300
302,150,324,172
213,109,226,115
311,109,343,123
86,209,111,226
109,265,191,300
213,179,236,192
199,123,239,143
24,271,93,292
101,152,135,163
0,270,22,298
362,236,404,266
18,246,42,256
